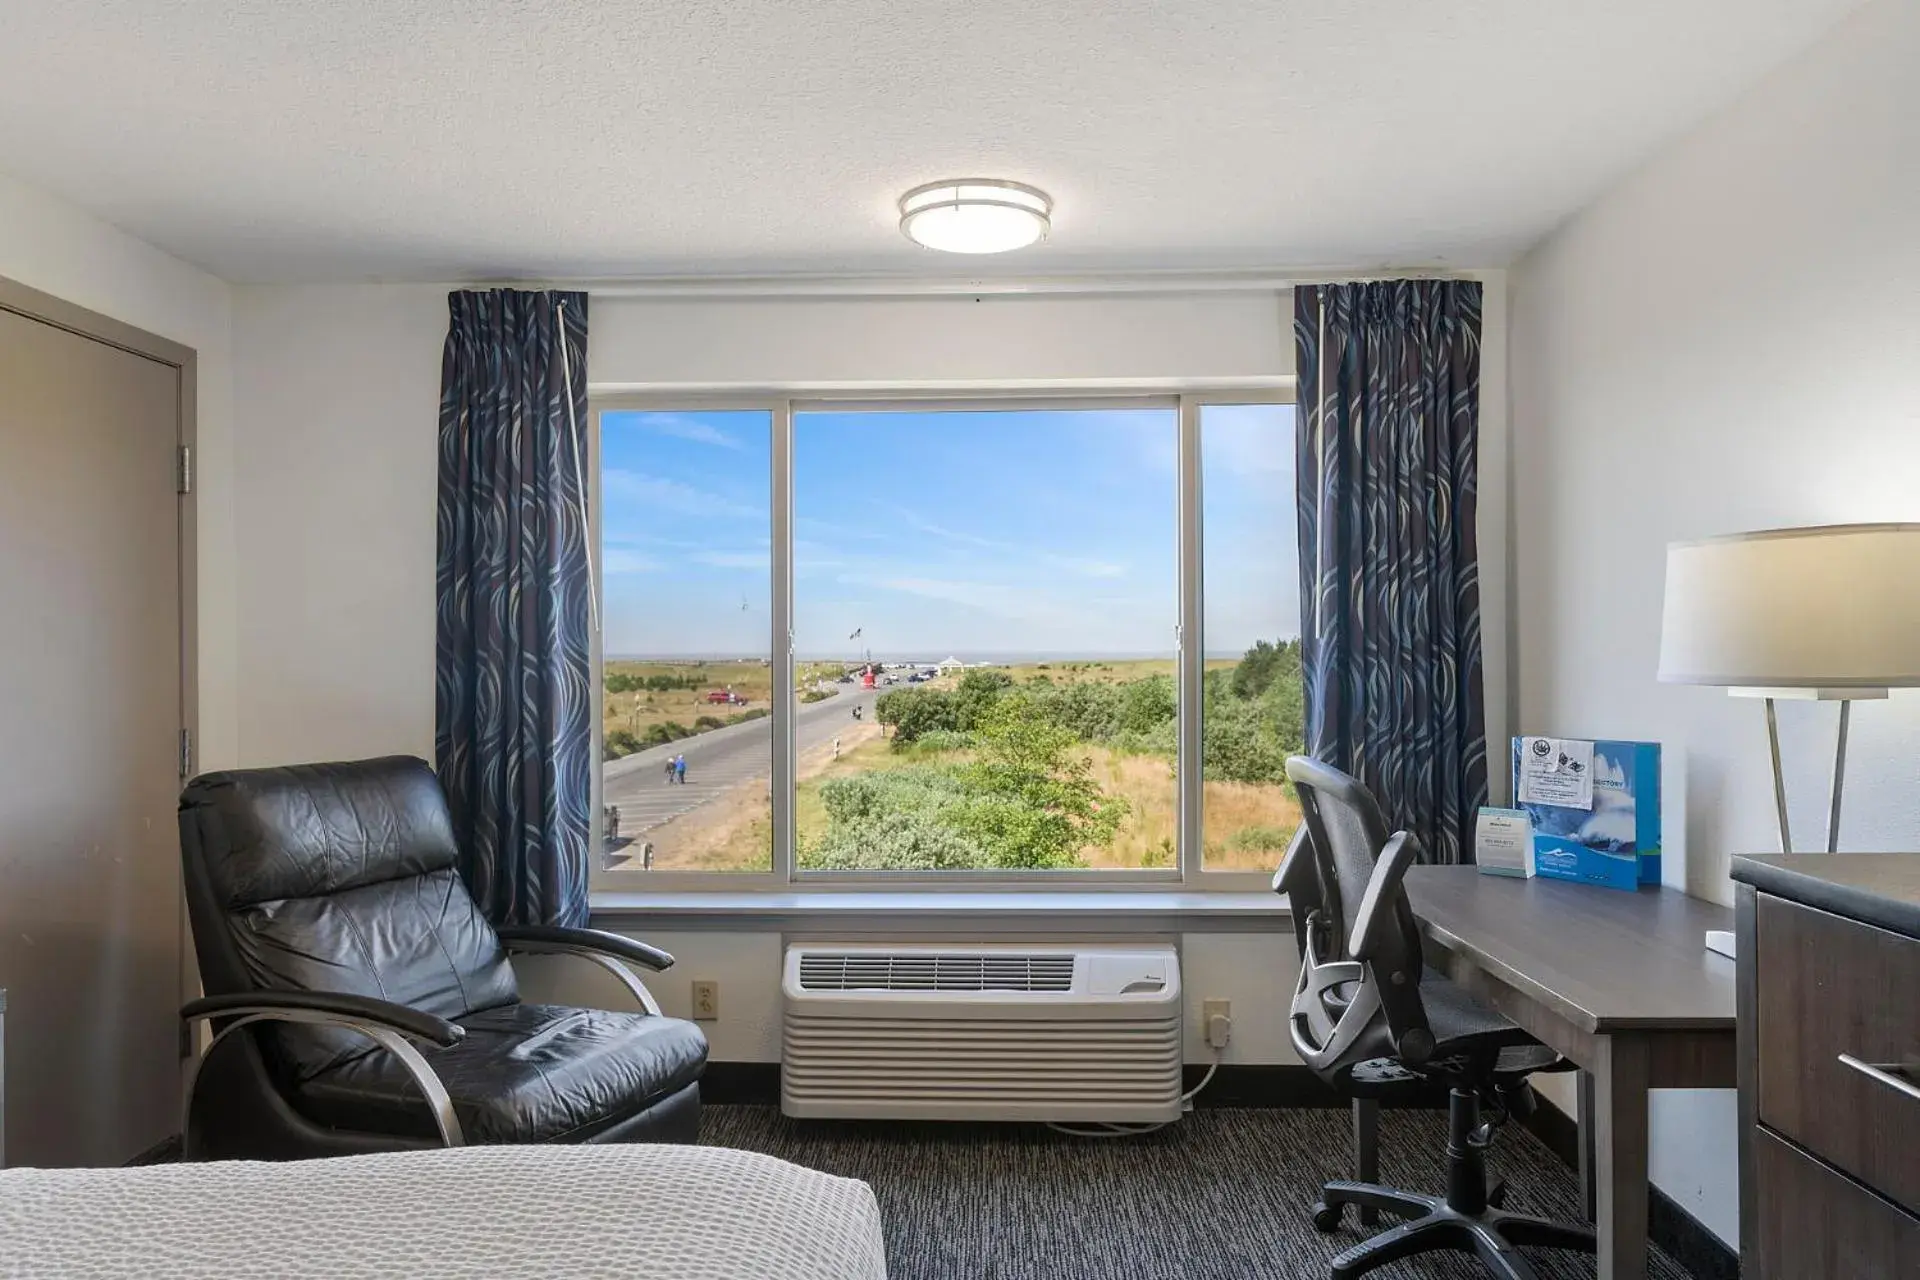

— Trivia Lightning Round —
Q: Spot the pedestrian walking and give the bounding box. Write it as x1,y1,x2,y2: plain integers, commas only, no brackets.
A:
664,757,675,785
674,754,687,785
832,735,841,760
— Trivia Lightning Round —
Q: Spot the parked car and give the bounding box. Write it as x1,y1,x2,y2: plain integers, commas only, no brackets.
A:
705,689,745,705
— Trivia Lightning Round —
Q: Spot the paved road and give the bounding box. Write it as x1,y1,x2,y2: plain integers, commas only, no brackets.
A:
602,685,881,841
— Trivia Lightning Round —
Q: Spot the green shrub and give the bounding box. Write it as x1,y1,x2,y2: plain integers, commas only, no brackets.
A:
799,688,833,704
726,708,770,726
693,715,725,731
644,721,691,747
800,805,988,871
876,687,959,744
603,729,642,760
902,728,975,756
1227,824,1298,854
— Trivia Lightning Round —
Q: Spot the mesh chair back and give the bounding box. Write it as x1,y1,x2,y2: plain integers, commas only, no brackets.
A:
1284,757,1434,1071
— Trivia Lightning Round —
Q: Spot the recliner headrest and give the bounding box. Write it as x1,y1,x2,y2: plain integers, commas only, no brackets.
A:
178,756,460,907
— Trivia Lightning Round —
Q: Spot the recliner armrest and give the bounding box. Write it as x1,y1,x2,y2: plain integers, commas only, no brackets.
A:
181,991,464,1048
495,924,674,971
1349,830,1422,961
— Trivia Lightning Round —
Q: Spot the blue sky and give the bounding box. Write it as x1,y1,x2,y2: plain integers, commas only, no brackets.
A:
599,405,1298,658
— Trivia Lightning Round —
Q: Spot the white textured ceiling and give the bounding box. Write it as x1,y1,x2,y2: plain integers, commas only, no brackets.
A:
0,1,1864,283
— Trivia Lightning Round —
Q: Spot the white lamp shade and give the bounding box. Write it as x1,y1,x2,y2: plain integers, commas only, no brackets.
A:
1657,523,1920,688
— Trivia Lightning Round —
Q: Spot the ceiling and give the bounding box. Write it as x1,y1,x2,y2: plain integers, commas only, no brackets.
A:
0,1,1863,283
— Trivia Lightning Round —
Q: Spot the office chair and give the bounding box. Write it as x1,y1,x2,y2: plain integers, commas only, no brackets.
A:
177,756,709,1159
1280,757,1597,1280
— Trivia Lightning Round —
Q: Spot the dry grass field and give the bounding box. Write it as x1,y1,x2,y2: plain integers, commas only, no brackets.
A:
601,658,844,743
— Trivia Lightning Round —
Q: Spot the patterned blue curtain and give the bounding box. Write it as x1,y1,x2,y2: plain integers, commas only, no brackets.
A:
1294,280,1487,865
436,289,593,926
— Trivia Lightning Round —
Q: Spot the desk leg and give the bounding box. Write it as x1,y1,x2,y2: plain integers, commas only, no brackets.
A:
1593,1035,1651,1280
1351,1098,1380,1225
1578,1069,1597,1221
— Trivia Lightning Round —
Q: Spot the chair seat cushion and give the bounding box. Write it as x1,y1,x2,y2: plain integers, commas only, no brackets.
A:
292,1003,708,1145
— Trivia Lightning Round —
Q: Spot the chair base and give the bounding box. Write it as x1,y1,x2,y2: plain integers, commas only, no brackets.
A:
1315,1182,1596,1280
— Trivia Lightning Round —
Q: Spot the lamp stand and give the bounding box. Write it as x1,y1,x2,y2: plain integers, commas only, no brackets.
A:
1747,689,1880,854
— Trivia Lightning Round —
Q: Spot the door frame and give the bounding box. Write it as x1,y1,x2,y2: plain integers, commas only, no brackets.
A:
0,272,200,1061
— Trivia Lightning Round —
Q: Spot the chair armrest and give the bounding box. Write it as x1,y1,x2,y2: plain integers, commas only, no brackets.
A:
495,924,674,971
1274,825,1318,899
1348,830,1422,961
180,992,466,1149
181,991,464,1048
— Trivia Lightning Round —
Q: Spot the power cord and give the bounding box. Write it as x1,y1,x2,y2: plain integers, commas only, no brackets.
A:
1045,1011,1229,1139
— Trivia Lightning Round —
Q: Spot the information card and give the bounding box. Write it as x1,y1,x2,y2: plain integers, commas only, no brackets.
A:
1475,807,1536,878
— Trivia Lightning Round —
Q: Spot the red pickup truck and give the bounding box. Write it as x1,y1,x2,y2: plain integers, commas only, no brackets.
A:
705,689,745,705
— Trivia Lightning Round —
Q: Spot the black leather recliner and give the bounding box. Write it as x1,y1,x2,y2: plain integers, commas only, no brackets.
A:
177,756,708,1160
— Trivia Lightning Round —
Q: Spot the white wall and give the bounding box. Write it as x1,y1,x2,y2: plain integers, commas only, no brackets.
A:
231,285,448,764
1509,0,1919,1244
0,170,239,770
591,292,1291,390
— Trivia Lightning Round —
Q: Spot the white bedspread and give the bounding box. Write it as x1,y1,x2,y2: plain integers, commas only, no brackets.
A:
0,1144,887,1279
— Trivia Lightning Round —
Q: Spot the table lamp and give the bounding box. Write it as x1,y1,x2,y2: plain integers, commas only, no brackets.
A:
1658,523,1920,855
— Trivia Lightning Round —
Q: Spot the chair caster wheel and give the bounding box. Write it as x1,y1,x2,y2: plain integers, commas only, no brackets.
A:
1487,1178,1508,1209
1311,1201,1344,1233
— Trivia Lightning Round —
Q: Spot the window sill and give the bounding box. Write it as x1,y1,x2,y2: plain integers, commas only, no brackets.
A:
589,889,1290,934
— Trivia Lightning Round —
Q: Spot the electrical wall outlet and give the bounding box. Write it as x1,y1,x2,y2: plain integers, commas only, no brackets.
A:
691,980,720,1021
1202,998,1232,1048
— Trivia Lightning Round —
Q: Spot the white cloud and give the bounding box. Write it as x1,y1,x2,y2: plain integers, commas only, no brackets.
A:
691,550,772,570
603,469,764,521
601,547,662,574
883,504,1129,579
626,412,747,451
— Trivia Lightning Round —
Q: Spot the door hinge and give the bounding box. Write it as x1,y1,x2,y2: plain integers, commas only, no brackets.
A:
175,444,193,495
179,728,193,779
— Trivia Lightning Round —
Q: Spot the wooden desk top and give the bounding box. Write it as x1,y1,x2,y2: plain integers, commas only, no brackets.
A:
1405,866,1736,1035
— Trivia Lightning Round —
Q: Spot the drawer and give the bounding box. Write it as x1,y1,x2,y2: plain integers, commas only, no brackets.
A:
1756,894,1920,1214
1754,1128,1919,1280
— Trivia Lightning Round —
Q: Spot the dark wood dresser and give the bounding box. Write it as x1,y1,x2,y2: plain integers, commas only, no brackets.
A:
1732,854,1920,1278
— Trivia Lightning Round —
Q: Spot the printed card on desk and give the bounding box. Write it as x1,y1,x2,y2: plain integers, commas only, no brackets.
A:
1475,808,1535,877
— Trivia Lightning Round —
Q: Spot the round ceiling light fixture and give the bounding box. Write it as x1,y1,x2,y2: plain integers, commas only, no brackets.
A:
898,179,1052,254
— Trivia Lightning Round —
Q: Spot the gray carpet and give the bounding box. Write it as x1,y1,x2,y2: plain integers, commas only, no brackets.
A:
701,1106,1695,1280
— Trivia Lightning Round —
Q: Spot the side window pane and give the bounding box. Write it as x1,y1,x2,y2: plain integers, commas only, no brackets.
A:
1201,403,1305,869
599,410,773,873
791,407,1178,873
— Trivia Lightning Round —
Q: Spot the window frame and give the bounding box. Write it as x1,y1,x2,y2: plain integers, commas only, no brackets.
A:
589,387,1294,894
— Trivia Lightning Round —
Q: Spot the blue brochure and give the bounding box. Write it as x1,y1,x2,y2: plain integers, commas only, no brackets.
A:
1511,737,1661,891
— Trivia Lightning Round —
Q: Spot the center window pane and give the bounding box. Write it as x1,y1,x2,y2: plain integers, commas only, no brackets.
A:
792,407,1178,873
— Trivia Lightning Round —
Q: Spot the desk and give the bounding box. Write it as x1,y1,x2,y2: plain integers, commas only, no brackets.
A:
1391,868,1738,1279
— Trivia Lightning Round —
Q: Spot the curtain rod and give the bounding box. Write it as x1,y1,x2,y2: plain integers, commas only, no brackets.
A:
472,267,1487,300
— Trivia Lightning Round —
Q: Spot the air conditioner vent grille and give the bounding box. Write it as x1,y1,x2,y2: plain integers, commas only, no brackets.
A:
797,952,1076,992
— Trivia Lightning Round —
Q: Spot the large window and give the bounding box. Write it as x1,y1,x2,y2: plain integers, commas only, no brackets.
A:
595,394,1299,885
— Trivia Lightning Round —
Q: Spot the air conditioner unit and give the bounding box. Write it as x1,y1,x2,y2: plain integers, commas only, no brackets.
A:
781,943,1182,1122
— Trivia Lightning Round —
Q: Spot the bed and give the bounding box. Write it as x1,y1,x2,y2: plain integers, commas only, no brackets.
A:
0,1144,888,1279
